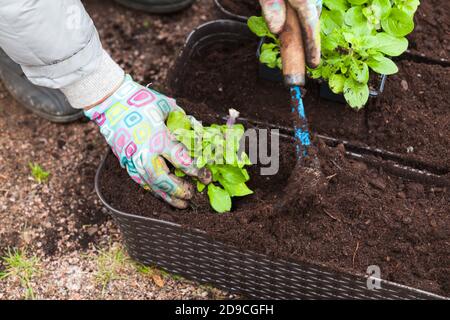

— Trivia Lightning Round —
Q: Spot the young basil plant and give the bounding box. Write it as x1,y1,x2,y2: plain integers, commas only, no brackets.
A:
167,110,253,214
248,0,419,109
248,16,282,69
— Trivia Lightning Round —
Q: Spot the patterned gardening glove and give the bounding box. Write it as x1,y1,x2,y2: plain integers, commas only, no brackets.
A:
260,0,322,68
85,75,212,209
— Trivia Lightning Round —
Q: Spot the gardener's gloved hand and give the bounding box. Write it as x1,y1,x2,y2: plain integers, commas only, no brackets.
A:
85,75,212,209
260,0,322,68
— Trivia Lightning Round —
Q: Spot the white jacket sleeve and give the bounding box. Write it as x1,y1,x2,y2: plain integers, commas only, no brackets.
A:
0,0,124,108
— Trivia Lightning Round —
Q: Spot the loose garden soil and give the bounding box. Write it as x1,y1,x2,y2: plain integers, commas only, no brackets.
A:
407,0,450,62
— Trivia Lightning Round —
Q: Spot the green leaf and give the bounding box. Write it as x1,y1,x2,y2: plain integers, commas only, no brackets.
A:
349,59,369,84
196,155,207,168
372,0,392,20
167,111,191,132
207,184,232,213
373,32,408,56
247,16,270,37
220,180,254,197
260,46,279,69
197,181,206,193
241,168,250,180
320,63,341,80
323,0,350,11
366,55,398,74
237,152,252,167
174,169,186,177
329,73,346,94
308,65,322,79
381,8,414,37
343,77,369,109
321,9,345,35
276,57,282,70
217,165,248,184
209,165,219,180
394,0,420,17
322,30,344,51
345,6,367,27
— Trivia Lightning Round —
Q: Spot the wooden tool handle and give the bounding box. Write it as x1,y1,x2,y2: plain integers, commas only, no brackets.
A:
279,3,306,87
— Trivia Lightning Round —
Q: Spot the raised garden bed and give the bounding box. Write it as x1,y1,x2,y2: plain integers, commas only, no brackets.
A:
96,20,449,298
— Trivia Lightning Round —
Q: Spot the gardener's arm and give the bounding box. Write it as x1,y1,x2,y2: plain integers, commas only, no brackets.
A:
260,0,322,68
0,0,210,209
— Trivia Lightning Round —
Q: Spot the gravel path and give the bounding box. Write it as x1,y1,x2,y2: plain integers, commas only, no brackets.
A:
0,0,232,300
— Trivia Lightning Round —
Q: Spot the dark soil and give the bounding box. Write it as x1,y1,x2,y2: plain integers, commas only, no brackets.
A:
100,132,449,296
218,0,260,18
408,0,450,61
171,40,450,171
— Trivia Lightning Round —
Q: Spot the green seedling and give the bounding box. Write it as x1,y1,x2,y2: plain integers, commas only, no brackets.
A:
247,16,282,70
29,162,50,183
167,110,253,214
248,0,420,109
0,248,41,300
95,245,128,295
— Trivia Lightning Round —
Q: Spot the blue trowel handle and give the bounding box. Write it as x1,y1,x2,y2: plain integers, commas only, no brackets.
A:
290,86,311,158
279,3,311,159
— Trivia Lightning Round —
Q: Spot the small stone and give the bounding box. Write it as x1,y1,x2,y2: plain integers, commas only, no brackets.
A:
401,80,408,91
406,146,414,153
369,177,386,190
86,226,98,237
351,161,368,172
430,219,437,228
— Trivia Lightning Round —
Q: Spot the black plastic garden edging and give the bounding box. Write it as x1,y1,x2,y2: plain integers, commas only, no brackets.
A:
213,0,250,22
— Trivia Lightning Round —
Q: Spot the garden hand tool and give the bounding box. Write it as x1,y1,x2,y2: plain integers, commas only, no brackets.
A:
275,2,327,213
279,2,311,161
84,75,211,209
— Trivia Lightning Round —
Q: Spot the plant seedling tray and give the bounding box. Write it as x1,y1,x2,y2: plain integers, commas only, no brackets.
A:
214,0,250,22
256,38,388,104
